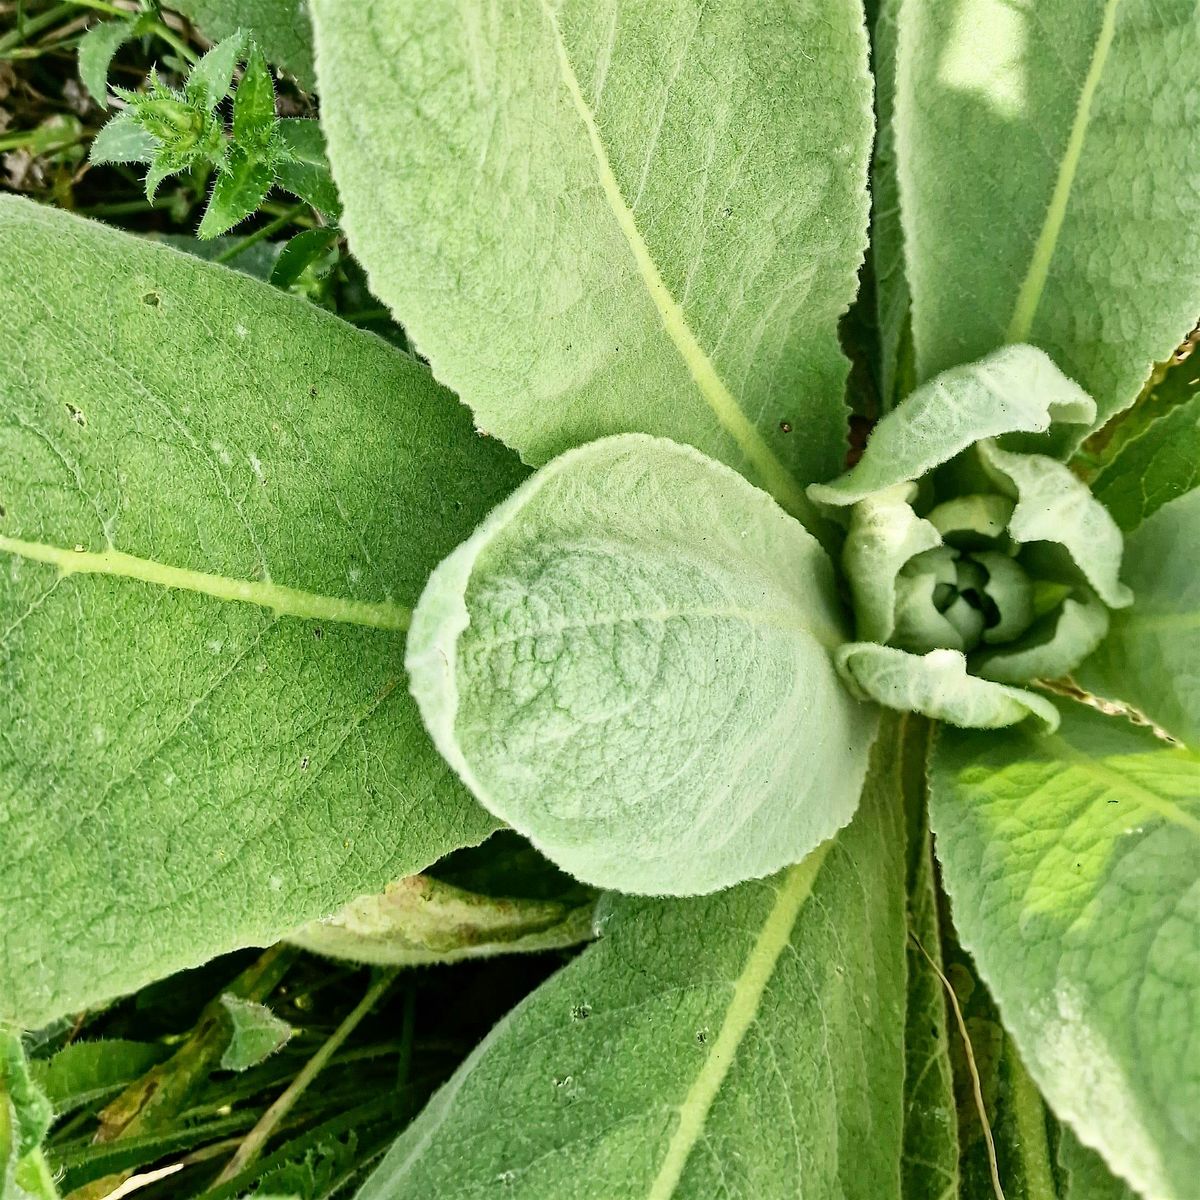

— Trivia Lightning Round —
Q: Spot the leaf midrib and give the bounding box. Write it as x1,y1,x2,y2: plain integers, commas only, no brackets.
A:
1027,731,1200,837
468,603,843,653
647,845,831,1200
1006,0,1123,342
0,534,410,632
537,0,818,528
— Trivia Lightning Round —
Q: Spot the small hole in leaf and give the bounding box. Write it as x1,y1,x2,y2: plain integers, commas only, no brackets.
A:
779,420,792,434
313,627,324,640
695,1028,708,1045
142,291,161,307
570,1004,590,1021
300,755,310,771
65,403,86,426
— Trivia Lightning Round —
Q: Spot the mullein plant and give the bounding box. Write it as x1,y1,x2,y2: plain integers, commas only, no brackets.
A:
1,0,1198,1197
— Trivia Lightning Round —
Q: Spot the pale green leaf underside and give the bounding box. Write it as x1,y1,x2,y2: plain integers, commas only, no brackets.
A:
407,434,877,896
358,725,907,1200
1079,488,1200,745
808,345,1094,505
836,644,1059,730
0,197,526,1026
289,873,595,967
311,0,873,532
897,0,1200,436
931,703,1200,1199
170,0,316,90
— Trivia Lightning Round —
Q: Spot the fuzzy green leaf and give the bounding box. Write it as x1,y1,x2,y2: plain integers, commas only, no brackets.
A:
89,111,156,165
219,995,293,1071
197,141,274,238
836,644,1058,730
0,197,526,1026
185,30,246,111
274,120,340,221
232,44,277,145
311,0,873,535
407,434,877,896
269,226,340,289
809,345,1094,506
30,1040,168,1115
1093,388,1200,532
78,16,150,107
896,0,1200,436
171,0,316,91
358,724,907,1200
930,702,1200,1199
1079,488,1200,744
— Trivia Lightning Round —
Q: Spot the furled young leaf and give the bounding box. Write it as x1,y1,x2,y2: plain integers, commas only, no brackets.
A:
976,442,1132,609
1092,387,1200,532
406,434,877,896
274,119,341,221
1079,488,1200,745
896,0,1200,434
357,723,907,1200
311,0,873,533
836,644,1059,730
219,995,293,1071
289,873,596,966
171,0,317,91
930,703,1200,1199
0,197,526,1027
808,345,1094,505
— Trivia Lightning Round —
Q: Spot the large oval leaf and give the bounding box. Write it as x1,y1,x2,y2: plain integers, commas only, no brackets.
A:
1079,488,1200,745
931,702,1200,1198
406,434,878,895
0,197,526,1026
310,0,873,532
357,723,907,1200
896,0,1200,434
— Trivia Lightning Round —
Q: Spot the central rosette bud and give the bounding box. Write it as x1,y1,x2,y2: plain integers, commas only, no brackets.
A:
894,525,1028,655
807,345,1134,731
